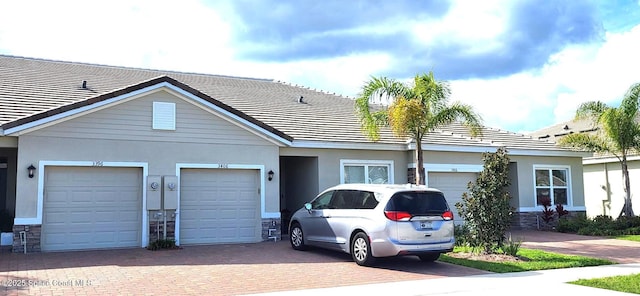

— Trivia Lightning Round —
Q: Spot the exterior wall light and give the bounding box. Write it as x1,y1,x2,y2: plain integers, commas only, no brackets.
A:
27,164,36,178
268,170,274,181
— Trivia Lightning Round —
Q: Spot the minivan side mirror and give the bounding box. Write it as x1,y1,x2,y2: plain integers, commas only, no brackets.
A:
304,203,312,212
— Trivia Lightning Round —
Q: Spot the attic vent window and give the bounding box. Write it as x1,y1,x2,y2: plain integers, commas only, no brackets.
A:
152,102,176,130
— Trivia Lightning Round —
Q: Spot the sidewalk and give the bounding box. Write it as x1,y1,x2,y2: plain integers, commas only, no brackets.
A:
251,263,640,295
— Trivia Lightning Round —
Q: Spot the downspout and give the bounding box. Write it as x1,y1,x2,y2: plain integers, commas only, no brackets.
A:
602,163,611,216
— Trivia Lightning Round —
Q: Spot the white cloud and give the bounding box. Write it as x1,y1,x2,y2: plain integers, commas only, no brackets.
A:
0,0,233,70
412,0,509,53
449,24,640,133
235,53,393,98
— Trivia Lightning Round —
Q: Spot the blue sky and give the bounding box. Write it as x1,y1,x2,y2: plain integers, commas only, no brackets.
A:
1,0,639,133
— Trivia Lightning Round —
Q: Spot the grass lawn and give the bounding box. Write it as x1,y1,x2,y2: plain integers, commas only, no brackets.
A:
439,247,614,273
571,273,640,294
614,235,640,242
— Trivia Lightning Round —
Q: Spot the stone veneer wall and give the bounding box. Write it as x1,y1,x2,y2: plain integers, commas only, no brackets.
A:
407,168,420,184
149,220,176,242
12,225,41,253
261,218,281,241
148,210,176,242
511,211,585,230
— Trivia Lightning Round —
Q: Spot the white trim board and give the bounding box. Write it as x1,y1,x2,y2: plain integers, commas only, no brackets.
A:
14,160,149,248
533,164,573,208
411,163,484,173
518,206,586,212
339,159,395,184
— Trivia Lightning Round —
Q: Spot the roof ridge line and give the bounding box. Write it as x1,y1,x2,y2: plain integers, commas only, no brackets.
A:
0,54,273,82
274,80,351,99
433,127,494,145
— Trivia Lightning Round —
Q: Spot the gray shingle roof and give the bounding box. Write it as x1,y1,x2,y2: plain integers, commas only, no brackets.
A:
529,118,599,142
0,54,577,153
529,117,640,158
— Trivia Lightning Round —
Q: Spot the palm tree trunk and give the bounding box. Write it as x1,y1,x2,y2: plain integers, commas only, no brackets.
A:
619,155,635,217
415,139,425,185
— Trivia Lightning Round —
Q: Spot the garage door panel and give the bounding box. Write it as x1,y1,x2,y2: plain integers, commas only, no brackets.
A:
428,172,477,222
180,168,260,245
42,167,142,251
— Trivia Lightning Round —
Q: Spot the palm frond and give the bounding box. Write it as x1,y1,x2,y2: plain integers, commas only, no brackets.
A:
430,103,483,137
557,133,612,154
355,76,412,141
575,101,609,123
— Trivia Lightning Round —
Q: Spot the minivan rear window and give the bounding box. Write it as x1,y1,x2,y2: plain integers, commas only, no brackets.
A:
385,191,449,215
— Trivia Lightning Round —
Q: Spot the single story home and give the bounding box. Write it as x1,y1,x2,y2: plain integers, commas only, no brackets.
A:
0,55,589,253
531,119,640,218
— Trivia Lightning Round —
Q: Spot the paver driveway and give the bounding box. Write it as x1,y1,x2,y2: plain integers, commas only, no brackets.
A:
3,230,639,295
0,241,487,296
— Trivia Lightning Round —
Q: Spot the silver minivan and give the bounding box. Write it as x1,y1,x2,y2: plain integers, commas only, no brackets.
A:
288,184,455,266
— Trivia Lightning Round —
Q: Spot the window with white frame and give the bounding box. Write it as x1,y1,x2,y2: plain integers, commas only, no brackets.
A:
340,160,393,184
534,166,570,206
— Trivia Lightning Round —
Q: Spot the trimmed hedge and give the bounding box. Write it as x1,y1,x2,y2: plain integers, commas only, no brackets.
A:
557,214,640,236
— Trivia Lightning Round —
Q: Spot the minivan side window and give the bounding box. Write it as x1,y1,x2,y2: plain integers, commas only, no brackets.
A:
330,190,379,209
329,190,352,209
311,191,334,209
385,191,449,215
355,191,379,209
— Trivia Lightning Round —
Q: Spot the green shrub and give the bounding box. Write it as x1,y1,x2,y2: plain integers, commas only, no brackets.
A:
501,234,522,256
557,214,640,236
622,226,640,235
557,213,589,233
147,239,178,251
593,215,614,224
614,216,640,230
454,224,471,247
455,147,513,254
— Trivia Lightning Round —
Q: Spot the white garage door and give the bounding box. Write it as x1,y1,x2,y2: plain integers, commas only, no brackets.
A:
428,172,477,221
180,169,260,245
42,166,142,251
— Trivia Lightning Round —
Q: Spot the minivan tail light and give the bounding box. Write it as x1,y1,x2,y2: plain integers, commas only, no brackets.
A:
442,211,454,220
384,211,412,221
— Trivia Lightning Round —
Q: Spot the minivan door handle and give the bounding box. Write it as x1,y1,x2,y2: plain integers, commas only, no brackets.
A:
321,215,331,218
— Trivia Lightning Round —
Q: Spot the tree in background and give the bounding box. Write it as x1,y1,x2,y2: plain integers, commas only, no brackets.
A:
559,82,640,218
355,72,482,184
455,147,513,254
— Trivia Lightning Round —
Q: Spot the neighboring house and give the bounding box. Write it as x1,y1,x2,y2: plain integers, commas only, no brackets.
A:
531,119,640,218
0,55,589,253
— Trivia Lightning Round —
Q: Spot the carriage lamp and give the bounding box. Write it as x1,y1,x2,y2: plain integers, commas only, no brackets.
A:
268,170,274,181
27,164,36,178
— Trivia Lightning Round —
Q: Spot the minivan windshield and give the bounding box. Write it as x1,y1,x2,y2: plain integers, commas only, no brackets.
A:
385,191,449,215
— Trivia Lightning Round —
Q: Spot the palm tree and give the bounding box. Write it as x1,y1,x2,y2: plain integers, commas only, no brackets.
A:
355,72,482,185
558,82,640,218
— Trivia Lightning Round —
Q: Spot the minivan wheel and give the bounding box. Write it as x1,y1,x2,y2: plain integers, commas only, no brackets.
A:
290,223,306,251
351,232,375,266
418,253,440,262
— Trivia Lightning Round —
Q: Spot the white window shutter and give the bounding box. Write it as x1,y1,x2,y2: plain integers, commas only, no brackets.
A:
152,102,176,130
